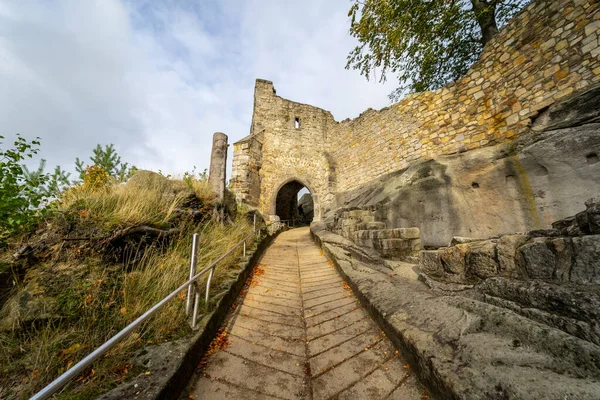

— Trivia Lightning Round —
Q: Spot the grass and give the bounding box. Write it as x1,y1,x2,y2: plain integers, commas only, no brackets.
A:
0,172,255,399
55,173,216,231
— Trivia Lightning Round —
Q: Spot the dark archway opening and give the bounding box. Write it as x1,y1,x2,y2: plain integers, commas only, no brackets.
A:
275,180,314,225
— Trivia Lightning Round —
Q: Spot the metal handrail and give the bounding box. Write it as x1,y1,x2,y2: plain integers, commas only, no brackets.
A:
31,214,275,400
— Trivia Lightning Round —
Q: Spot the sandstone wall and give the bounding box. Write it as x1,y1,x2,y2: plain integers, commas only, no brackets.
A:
231,79,338,219
230,130,263,206
330,0,600,192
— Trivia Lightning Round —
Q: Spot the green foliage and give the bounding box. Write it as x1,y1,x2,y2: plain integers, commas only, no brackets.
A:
0,134,49,245
76,144,136,182
23,159,71,197
1,137,137,244
47,165,72,197
182,166,208,187
347,0,528,100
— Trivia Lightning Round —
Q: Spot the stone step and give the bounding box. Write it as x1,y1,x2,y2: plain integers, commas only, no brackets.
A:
348,210,374,218
356,221,386,231
352,228,420,241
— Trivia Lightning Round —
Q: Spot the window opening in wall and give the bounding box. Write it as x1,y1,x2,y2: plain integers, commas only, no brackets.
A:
295,117,300,129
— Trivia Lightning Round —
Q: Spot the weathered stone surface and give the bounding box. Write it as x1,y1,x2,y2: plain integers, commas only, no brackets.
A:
497,234,529,277
532,85,600,132
208,132,228,201
311,224,600,400
465,240,498,280
518,238,559,280
439,245,467,277
419,250,443,278
587,204,600,234
298,192,314,222
571,235,600,285
329,123,600,247
478,277,600,345
0,288,59,331
419,203,600,286
450,237,484,245
126,169,170,191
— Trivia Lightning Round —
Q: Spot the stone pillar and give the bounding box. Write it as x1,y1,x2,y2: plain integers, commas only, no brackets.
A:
208,132,228,201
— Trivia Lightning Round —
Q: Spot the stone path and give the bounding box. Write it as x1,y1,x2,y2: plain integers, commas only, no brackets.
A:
183,227,426,400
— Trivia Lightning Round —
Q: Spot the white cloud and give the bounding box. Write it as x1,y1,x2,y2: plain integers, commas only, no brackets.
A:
0,0,396,178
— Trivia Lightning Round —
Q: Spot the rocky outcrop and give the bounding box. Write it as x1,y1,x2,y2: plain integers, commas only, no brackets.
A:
414,198,600,350
420,199,600,286
330,118,600,247
310,222,600,400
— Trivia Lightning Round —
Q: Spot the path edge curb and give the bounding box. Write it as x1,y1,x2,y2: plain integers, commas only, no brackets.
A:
310,224,457,400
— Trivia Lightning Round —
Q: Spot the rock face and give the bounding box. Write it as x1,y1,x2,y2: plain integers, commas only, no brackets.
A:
420,199,600,287
311,222,600,400
297,193,314,222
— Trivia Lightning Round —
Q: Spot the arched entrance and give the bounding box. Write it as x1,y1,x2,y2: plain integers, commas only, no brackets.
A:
274,180,314,225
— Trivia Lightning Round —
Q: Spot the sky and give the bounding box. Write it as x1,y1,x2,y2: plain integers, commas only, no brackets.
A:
0,0,396,179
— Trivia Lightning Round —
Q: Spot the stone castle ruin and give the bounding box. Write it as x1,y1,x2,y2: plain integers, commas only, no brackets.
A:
231,0,600,246
228,0,600,397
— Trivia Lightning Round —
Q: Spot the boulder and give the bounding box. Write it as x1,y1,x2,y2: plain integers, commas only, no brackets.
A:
126,170,171,192
586,203,600,234
298,193,314,222
518,237,575,282
420,250,443,278
439,245,468,277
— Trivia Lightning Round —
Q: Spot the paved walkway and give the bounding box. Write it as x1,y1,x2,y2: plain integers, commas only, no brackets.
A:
184,228,426,400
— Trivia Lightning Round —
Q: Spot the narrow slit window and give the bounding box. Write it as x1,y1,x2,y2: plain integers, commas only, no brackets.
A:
295,117,300,129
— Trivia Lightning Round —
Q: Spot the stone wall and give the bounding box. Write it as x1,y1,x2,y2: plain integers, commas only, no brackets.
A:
230,130,263,206
329,0,600,192
231,0,600,233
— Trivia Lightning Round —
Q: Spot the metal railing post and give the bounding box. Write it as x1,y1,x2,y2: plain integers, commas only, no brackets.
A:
186,233,199,315
243,240,246,257
205,267,215,311
191,283,200,329
253,214,257,236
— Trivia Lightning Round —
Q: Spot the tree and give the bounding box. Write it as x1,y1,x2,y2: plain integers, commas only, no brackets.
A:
22,160,71,198
0,135,49,245
346,0,528,100
75,144,136,182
